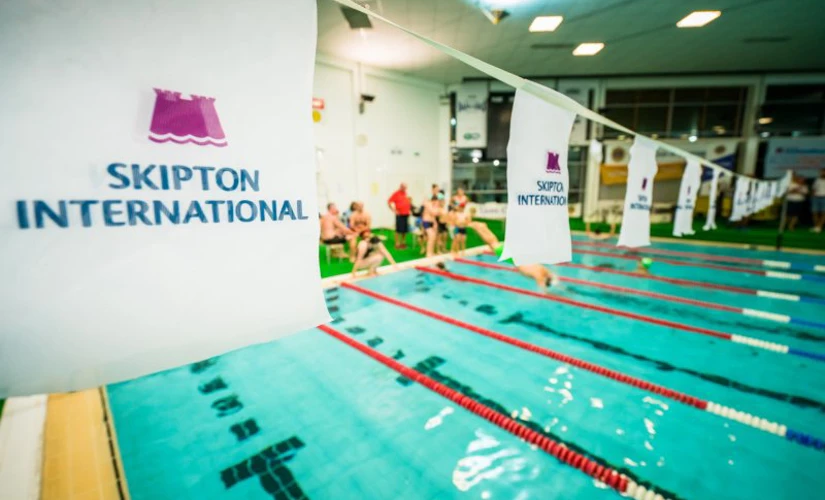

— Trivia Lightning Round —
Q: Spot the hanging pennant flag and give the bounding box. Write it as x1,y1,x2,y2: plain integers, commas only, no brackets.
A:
673,159,701,237
778,171,792,197
703,169,721,231
0,0,328,397
730,177,749,221
617,137,659,247
501,89,576,265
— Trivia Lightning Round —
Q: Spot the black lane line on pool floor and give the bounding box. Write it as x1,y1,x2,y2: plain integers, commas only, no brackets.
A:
381,273,825,414
318,303,685,500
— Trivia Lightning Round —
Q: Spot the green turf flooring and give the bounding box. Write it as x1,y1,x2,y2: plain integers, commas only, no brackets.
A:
318,218,823,278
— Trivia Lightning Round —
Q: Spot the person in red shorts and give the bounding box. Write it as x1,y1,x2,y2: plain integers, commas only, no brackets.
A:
387,183,412,249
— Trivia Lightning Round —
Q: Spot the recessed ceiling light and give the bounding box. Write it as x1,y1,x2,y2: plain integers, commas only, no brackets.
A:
529,16,563,32
676,11,721,28
573,42,604,56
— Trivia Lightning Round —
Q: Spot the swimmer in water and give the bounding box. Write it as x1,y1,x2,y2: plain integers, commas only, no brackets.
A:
636,257,654,275
585,221,616,241
352,229,397,277
468,221,560,293
450,204,471,256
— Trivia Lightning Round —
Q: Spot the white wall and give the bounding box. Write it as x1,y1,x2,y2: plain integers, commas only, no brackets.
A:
313,56,448,228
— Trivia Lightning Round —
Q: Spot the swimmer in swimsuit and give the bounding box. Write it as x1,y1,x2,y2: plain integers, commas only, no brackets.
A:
585,221,616,241
352,229,397,277
468,220,560,293
421,195,444,258
450,204,471,256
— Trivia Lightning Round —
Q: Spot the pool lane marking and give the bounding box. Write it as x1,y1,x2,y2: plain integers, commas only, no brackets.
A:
340,283,825,452
317,323,674,499
573,240,825,274
574,248,824,283
417,266,806,357
456,258,825,331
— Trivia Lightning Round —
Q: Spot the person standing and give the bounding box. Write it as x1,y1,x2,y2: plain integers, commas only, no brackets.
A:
811,169,825,233
787,174,809,231
387,183,411,249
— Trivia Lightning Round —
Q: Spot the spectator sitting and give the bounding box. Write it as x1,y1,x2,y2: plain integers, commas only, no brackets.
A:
320,203,356,260
350,201,371,235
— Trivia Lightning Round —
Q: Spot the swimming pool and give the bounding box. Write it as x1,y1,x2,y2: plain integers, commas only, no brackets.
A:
107,239,825,499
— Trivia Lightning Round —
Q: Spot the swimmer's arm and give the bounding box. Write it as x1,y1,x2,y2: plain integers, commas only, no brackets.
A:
351,244,368,276
379,244,397,266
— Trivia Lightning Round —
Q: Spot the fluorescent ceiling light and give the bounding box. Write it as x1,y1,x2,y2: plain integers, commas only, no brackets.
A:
529,16,563,32
677,11,721,28
573,42,604,56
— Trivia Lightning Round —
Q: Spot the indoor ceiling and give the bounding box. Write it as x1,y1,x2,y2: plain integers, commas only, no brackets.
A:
317,0,825,84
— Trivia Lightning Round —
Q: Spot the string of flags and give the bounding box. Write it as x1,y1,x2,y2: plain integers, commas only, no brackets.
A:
333,0,794,265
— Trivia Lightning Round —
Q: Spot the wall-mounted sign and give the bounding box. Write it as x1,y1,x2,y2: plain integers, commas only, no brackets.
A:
455,81,489,148
764,138,825,179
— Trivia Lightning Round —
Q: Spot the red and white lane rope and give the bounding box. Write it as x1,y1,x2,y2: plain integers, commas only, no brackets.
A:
456,258,825,330
574,247,819,283
418,267,794,355
341,283,819,449
573,240,825,273
318,322,674,500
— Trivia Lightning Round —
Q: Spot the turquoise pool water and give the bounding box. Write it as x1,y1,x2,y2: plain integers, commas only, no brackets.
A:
108,240,825,499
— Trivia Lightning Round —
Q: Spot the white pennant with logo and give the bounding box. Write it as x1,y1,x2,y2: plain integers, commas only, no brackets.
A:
730,177,749,221
618,136,659,247
704,169,721,230
501,89,576,265
0,0,328,397
673,158,701,237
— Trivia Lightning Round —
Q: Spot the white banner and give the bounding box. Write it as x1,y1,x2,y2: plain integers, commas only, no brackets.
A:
730,177,749,221
673,159,701,237
703,169,721,230
455,81,489,148
501,89,576,265
618,137,659,247
0,0,328,396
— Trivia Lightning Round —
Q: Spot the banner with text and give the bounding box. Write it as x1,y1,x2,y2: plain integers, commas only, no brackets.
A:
501,89,576,265
0,0,328,397
673,158,701,237
703,169,721,230
618,137,659,247
764,138,825,179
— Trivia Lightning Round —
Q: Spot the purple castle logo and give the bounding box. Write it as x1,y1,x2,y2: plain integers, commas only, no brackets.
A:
148,88,227,147
545,151,561,174
641,177,648,190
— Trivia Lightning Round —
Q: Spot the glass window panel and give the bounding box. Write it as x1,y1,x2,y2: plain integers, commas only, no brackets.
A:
761,103,825,135
706,87,743,102
765,85,825,103
602,107,635,132
674,88,706,103
605,90,636,105
703,105,740,136
671,105,702,136
636,106,668,135
636,89,670,103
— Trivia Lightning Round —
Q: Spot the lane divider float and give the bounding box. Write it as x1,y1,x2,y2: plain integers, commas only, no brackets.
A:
456,258,825,331
573,240,825,273
574,248,825,283
341,283,825,452
419,266,825,362
318,323,677,500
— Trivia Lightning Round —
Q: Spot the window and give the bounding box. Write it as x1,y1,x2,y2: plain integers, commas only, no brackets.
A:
601,87,747,139
758,84,825,137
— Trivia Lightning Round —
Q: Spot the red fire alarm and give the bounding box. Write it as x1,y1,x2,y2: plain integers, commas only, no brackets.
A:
312,97,325,110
